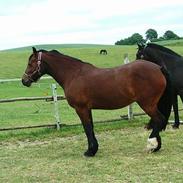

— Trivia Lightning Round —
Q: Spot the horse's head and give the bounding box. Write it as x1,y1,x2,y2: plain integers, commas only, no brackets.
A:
136,43,169,67
136,43,147,60
136,43,157,62
22,47,45,87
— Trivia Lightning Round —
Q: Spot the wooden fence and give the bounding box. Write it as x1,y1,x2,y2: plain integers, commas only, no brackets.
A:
0,83,65,131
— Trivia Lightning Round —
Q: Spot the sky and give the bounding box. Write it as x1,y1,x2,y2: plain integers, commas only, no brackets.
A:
0,0,183,50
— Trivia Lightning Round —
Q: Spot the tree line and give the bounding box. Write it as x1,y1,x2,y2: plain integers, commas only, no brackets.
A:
115,29,181,45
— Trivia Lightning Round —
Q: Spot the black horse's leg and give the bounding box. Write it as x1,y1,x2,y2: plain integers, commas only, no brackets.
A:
75,107,98,157
172,94,180,129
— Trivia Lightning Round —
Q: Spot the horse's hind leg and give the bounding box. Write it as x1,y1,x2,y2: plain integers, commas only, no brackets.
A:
145,109,167,152
75,107,98,157
138,102,166,152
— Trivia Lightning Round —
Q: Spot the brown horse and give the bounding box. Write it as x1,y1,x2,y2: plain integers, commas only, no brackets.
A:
22,47,170,157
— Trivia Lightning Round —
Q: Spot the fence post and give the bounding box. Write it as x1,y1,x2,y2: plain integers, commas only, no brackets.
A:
124,53,134,120
51,84,61,130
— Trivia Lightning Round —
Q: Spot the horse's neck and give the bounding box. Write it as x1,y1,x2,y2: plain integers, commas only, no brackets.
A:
44,55,95,89
44,56,84,88
150,50,178,69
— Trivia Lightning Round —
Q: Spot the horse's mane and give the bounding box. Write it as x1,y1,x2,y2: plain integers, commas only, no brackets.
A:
147,43,182,57
38,49,92,65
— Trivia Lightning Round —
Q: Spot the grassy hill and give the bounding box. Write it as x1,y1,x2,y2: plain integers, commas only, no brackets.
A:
155,39,183,46
1,39,183,79
0,41,182,126
3,44,111,52
0,44,137,79
0,43,143,130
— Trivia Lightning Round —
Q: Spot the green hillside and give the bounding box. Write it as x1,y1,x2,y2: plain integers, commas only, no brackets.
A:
0,40,183,79
154,39,183,46
0,45,137,79
2,44,111,52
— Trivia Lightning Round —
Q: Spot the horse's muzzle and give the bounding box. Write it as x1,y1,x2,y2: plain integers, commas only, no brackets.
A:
22,79,32,87
22,75,32,87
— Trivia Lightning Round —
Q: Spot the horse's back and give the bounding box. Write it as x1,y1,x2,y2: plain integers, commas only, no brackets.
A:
127,60,166,93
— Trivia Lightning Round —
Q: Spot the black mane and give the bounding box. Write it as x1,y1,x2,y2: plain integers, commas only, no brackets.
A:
29,49,92,66
47,49,92,65
147,43,182,58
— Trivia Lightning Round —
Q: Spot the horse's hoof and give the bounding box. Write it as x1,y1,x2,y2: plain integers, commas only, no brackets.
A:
146,137,161,153
172,125,179,129
84,150,96,157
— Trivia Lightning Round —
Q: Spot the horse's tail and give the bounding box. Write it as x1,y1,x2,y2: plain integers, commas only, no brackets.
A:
158,66,172,130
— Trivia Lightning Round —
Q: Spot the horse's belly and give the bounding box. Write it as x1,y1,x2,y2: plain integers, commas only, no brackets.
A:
66,76,135,110
91,95,134,109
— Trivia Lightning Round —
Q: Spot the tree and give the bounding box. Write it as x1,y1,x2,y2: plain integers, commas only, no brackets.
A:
115,33,144,45
145,29,158,41
163,30,179,40
130,33,144,44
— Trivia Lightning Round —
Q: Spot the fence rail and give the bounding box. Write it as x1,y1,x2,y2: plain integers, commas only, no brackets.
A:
0,96,65,103
0,83,63,131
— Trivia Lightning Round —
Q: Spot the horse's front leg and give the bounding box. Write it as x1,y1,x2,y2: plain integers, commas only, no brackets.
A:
75,107,98,157
146,111,166,153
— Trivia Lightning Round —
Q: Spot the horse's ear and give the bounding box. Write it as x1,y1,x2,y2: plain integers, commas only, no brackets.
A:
137,42,142,49
137,42,145,49
32,47,37,55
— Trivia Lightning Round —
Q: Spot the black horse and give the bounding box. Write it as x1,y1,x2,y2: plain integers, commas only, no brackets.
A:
136,43,183,128
100,49,107,55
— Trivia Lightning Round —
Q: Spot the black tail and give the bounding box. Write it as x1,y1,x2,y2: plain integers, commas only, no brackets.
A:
158,67,173,130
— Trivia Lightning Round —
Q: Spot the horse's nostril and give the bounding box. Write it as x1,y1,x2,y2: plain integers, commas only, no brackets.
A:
22,79,26,85
22,79,31,87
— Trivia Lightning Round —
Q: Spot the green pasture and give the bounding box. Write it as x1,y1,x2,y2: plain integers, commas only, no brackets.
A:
0,124,183,182
0,42,183,130
0,44,139,129
0,41,183,182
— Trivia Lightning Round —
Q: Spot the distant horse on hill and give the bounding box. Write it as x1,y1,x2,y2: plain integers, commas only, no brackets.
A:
100,49,107,55
22,47,171,156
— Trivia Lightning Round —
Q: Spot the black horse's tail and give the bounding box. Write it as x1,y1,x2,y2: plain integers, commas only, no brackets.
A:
158,67,172,130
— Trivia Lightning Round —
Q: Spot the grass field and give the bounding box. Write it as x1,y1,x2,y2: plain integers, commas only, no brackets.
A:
0,124,183,182
0,42,183,129
0,44,140,130
0,40,183,182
